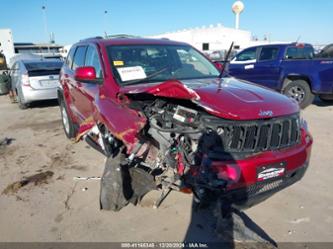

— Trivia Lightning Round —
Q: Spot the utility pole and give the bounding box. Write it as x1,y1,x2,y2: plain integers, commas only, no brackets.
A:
104,10,108,37
41,5,50,53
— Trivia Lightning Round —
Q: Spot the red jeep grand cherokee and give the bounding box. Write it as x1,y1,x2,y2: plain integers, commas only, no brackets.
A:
58,36,312,211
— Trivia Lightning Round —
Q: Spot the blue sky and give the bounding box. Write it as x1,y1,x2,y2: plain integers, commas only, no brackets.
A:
1,0,332,45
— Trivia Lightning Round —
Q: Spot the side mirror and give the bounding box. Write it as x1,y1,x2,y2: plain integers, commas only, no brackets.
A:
214,61,224,72
74,66,100,83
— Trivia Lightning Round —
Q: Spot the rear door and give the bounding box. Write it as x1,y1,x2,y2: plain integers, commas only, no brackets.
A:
228,47,258,82
250,46,281,89
68,45,88,121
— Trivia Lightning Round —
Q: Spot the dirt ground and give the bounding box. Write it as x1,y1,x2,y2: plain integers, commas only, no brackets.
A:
0,94,332,245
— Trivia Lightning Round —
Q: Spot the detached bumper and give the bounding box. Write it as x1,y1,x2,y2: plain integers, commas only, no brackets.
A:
228,162,308,209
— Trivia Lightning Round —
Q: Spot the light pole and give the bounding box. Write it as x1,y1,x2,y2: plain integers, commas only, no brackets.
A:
41,5,50,52
104,10,108,37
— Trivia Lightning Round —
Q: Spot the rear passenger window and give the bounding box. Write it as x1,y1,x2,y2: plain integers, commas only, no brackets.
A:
285,46,314,59
72,46,87,70
66,47,75,68
85,46,103,78
235,47,257,61
259,47,279,61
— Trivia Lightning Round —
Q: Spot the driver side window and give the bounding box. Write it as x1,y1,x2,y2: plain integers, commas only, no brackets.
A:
235,47,257,62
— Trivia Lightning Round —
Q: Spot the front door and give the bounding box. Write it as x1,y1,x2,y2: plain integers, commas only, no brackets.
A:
75,45,104,119
228,46,258,82
251,46,281,89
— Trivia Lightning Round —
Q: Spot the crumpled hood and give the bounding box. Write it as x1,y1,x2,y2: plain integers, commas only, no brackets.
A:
119,77,299,120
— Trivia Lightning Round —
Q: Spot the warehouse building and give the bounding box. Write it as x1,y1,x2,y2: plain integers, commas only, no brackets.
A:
149,24,253,52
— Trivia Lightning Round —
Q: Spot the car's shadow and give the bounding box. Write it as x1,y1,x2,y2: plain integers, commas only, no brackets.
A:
178,131,278,248
27,99,59,109
183,201,277,249
312,97,333,107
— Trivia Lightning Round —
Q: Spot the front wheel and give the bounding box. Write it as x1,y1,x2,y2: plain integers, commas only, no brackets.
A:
100,154,129,211
283,80,314,109
59,99,76,139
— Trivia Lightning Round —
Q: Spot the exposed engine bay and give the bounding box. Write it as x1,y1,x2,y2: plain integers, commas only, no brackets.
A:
82,96,240,211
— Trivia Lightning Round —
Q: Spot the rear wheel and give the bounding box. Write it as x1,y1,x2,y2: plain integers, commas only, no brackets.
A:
16,91,29,109
59,98,76,139
283,80,315,109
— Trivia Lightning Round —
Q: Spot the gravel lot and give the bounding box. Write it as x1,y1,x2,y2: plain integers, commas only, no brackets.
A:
0,95,332,245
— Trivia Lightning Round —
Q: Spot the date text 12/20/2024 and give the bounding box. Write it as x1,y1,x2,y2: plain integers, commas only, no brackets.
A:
121,242,209,248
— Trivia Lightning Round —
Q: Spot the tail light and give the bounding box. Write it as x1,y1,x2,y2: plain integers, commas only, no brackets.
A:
22,74,31,87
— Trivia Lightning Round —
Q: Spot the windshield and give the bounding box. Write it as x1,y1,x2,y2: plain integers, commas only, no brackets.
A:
107,44,220,85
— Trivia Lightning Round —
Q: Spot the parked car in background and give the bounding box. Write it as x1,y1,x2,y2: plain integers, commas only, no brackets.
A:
228,43,333,108
0,51,10,95
316,43,333,59
207,49,238,63
58,37,312,212
10,58,63,109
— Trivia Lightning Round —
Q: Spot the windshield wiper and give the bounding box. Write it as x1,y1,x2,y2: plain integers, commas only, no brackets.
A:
121,66,170,86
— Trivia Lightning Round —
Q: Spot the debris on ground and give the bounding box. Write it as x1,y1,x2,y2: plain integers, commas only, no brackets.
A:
290,217,310,224
56,175,65,180
0,137,14,154
73,176,101,181
0,137,14,147
2,171,54,195
287,229,296,235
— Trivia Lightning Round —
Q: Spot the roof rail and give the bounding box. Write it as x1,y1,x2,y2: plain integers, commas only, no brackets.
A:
104,34,140,39
79,34,139,42
80,36,103,42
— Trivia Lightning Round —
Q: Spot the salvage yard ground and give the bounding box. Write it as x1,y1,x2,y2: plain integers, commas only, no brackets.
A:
0,95,332,244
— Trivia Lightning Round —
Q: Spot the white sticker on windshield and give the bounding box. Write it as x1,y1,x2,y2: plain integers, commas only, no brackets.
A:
116,66,146,82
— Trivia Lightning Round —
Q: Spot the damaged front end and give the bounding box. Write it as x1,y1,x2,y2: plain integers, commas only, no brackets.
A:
75,80,309,212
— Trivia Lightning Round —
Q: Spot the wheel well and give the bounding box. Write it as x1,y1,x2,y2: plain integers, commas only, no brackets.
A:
282,75,312,92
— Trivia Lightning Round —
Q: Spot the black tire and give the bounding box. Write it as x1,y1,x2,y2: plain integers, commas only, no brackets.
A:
319,95,333,103
100,154,129,211
17,92,29,109
283,80,315,109
59,98,76,139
